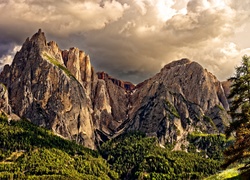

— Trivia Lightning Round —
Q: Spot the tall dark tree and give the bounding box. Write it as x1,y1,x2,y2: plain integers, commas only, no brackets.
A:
223,55,250,173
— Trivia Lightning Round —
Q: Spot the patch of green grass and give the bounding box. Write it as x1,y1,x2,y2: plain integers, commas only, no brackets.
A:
164,100,180,118
187,132,232,160
203,115,217,129
216,104,225,111
189,131,226,138
204,165,242,180
176,128,181,136
0,83,7,92
0,112,7,121
42,53,77,81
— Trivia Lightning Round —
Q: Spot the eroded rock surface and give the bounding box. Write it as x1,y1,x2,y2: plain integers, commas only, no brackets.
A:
0,83,11,114
127,59,230,147
0,30,231,149
0,30,95,149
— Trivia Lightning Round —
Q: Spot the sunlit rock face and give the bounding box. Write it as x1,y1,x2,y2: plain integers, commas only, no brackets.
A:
127,59,230,147
0,30,130,148
0,30,96,149
0,83,11,114
0,30,231,149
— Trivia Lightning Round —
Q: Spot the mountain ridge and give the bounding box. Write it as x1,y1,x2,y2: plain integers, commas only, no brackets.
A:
0,30,231,149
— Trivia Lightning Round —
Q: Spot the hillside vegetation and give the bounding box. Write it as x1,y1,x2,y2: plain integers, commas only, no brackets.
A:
0,113,118,179
0,112,233,179
100,132,223,179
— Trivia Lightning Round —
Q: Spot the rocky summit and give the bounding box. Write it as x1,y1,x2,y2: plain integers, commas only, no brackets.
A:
0,30,231,149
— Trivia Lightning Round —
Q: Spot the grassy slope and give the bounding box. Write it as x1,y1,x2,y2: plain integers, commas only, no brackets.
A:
205,166,242,180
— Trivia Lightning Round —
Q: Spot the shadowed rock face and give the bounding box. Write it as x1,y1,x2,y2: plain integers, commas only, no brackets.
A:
0,30,231,149
97,72,135,91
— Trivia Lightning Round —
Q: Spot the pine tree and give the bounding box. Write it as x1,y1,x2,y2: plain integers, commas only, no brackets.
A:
223,55,250,173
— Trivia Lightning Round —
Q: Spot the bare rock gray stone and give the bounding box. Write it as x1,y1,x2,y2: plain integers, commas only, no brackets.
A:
127,58,230,148
0,30,231,150
0,29,95,149
0,83,11,114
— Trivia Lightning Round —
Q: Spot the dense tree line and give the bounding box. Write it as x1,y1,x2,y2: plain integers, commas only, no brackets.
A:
100,132,221,179
0,110,230,179
187,132,233,160
0,113,118,179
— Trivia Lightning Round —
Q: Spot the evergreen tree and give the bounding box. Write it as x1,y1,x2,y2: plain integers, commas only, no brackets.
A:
223,55,250,173
226,55,250,134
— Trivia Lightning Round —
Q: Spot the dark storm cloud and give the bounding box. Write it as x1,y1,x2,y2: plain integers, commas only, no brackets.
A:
0,0,250,83
0,0,128,71
0,43,15,58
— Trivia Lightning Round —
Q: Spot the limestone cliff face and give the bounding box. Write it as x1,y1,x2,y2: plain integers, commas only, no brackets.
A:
0,82,20,121
92,78,129,143
0,30,95,149
0,83,11,114
97,72,135,91
0,30,132,148
127,59,230,147
222,81,231,98
92,72,136,143
62,48,96,97
0,30,231,149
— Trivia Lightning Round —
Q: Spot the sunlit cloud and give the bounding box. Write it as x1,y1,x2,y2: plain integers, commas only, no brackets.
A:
0,0,250,83
0,45,21,71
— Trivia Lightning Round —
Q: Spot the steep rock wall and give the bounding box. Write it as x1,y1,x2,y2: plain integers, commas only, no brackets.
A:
0,30,231,149
0,30,95,149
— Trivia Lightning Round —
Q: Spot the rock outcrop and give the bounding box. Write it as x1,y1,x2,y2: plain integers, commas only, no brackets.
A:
0,30,95,149
97,72,135,91
0,83,11,114
0,30,133,148
93,78,129,143
127,59,230,147
0,30,231,149
0,82,20,121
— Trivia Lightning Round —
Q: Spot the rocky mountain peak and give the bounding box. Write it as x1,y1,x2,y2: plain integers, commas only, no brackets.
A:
162,58,191,71
28,29,47,51
128,59,230,148
156,59,229,111
0,30,231,150
0,30,96,149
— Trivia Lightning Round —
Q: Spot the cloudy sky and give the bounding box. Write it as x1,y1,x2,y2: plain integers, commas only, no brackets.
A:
0,0,250,83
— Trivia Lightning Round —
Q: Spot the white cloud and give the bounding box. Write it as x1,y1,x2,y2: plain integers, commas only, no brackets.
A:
0,0,129,35
133,0,154,15
0,45,21,71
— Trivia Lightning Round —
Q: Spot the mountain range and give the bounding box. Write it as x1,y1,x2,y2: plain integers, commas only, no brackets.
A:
0,29,231,149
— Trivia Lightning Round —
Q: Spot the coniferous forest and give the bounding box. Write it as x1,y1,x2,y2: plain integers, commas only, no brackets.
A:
0,112,232,179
